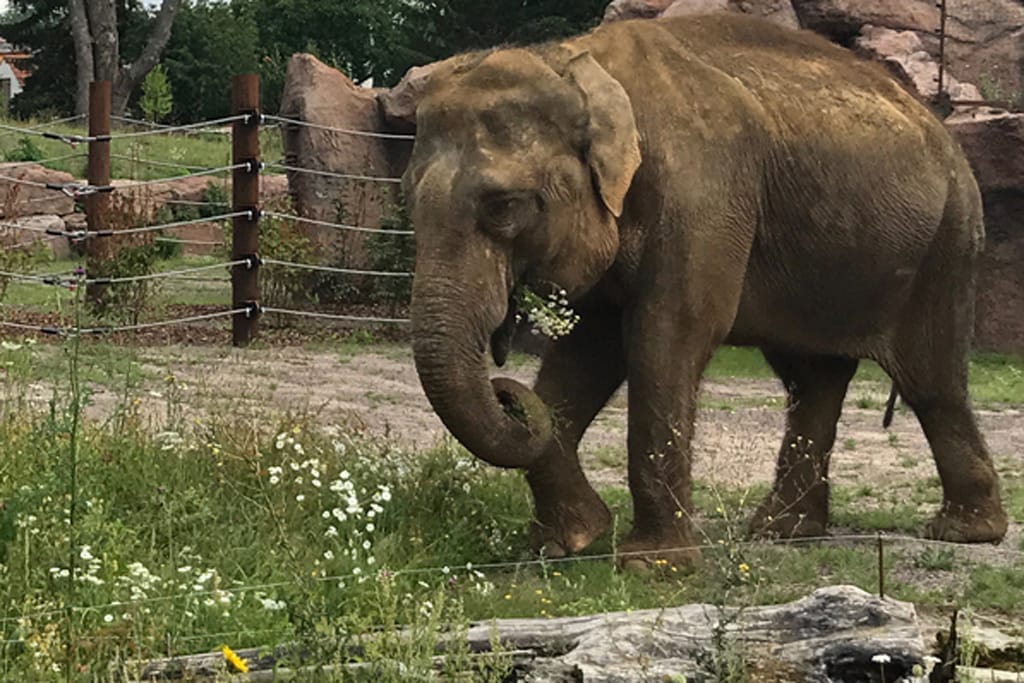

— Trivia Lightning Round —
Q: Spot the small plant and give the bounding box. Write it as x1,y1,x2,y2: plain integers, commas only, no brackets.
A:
3,136,43,162
914,546,955,571
224,195,313,307
86,193,164,325
200,182,229,217
139,64,173,123
366,200,415,312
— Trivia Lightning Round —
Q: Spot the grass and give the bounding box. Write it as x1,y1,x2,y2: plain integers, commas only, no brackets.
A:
0,320,1022,677
705,346,1024,409
0,116,284,182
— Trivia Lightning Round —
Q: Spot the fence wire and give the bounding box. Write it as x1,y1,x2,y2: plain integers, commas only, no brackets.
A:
0,531,1020,630
262,210,413,236
264,114,415,141
0,307,248,337
267,160,403,185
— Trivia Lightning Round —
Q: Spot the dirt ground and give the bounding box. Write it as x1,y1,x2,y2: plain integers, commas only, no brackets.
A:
65,343,1022,495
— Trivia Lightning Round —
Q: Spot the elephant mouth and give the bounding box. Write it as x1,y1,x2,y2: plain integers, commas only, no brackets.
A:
489,288,520,368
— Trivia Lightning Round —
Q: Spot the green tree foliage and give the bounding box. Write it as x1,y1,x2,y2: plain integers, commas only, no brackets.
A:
406,0,609,60
1,0,153,117
2,0,607,121
162,0,259,122
139,63,173,122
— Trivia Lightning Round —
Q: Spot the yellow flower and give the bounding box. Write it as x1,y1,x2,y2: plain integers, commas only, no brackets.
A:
504,594,512,601
738,563,750,574
534,589,543,595
552,571,561,577
222,645,248,673
292,426,301,434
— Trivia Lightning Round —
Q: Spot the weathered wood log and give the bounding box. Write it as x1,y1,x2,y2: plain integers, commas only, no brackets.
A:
132,585,928,682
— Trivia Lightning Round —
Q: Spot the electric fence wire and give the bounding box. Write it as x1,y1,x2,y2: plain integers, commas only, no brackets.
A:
0,307,250,338
266,160,402,184
2,210,247,239
260,257,412,278
263,114,415,141
0,531,1020,630
0,259,246,287
261,210,413,236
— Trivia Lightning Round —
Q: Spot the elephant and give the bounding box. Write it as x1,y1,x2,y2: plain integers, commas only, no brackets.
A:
402,12,1009,568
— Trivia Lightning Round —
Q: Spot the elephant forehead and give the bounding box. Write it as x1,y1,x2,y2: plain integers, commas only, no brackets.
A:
420,51,585,137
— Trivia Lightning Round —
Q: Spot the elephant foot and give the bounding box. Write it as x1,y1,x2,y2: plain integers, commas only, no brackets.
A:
530,491,612,559
617,527,701,573
923,500,1008,544
748,492,828,540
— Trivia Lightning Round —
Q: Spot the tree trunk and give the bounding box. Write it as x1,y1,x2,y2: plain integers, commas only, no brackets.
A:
68,0,94,116
68,0,183,116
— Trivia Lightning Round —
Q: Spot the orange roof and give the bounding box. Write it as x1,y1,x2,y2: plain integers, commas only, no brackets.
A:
0,55,31,87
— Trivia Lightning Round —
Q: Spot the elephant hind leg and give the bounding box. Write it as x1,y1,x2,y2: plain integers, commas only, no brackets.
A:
750,350,858,539
882,320,1007,544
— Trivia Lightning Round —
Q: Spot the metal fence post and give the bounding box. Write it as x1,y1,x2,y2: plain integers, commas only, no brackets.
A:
85,80,111,305
231,73,261,346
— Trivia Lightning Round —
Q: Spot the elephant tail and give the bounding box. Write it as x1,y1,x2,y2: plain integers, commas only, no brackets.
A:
882,382,899,429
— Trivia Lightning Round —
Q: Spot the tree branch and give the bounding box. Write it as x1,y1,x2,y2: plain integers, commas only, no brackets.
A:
113,0,183,112
68,0,94,116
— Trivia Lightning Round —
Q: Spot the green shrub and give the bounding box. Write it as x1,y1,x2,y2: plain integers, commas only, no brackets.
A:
3,136,44,163
366,200,415,311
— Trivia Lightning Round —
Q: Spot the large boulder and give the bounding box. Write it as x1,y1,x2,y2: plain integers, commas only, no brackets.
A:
947,109,1024,352
792,0,1024,102
278,53,410,262
604,0,799,27
0,163,76,217
0,214,72,259
603,0,676,22
663,0,799,27
855,25,982,101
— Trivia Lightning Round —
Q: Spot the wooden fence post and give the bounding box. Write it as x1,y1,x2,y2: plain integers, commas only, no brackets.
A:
85,80,111,304
231,73,261,346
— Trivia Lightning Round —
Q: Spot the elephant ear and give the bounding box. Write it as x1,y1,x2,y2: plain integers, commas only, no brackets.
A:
564,51,641,218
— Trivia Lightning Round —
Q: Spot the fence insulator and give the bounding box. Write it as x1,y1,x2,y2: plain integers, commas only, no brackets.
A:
231,73,261,347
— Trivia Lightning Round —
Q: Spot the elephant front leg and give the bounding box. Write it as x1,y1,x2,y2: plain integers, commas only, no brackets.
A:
619,311,728,570
526,306,626,558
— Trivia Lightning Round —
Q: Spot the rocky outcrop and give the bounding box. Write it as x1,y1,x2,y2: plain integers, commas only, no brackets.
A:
604,0,799,27
0,163,75,217
0,161,289,258
279,53,410,262
855,25,981,101
663,0,799,27
0,215,71,259
603,0,675,22
792,0,1024,102
947,109,1024,352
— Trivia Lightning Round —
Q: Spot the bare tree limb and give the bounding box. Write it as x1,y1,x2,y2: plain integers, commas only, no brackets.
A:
68,0,94,116
113,0,183,113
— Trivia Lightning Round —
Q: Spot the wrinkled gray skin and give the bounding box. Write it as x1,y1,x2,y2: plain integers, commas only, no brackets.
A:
403,13,1009,568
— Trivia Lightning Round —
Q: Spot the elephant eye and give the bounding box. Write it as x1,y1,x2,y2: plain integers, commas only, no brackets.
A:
480,192,540,240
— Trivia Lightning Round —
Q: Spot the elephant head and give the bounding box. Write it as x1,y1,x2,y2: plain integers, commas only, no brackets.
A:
404,46,642,470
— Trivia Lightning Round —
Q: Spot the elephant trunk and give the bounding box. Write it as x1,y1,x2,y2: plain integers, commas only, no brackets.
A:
411,274,553,470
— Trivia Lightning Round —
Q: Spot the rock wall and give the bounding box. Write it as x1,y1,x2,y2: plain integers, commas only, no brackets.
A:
0,163,288,258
